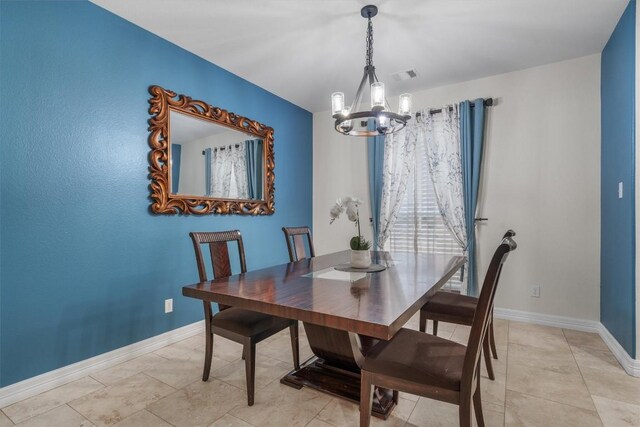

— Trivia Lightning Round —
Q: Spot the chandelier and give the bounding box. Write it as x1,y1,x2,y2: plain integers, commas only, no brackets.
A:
331,5,412,137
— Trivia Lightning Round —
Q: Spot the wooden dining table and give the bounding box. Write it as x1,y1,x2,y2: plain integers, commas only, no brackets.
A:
183,250,465,419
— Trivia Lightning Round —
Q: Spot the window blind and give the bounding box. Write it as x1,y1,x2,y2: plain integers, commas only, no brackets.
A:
389,115,464,289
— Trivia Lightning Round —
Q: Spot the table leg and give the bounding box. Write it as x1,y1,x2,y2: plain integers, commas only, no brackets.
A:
280,323,396,419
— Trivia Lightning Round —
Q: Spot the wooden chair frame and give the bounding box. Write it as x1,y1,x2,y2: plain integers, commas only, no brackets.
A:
360,236,517,427
282,226,315,262
419,230,516,380
190,230,299,406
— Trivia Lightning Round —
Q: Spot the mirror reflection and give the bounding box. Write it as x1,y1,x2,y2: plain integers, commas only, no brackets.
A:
170,111,264,200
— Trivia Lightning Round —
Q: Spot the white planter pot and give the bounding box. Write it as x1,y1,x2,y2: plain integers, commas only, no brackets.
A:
350,249,372,269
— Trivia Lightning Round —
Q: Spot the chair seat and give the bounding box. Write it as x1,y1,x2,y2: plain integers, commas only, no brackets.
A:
363,328,467,391
421,291,478,323
212,308,293,337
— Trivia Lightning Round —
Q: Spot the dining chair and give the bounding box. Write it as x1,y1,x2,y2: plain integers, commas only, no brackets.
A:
359,234,517,427
418,230,516,381
189,230,300,406
282,226,315,262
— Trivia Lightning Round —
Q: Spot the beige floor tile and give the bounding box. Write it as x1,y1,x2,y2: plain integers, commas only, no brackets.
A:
212,354,290,391
146,346,231,389
306,419,334,427
399,392,419,402
407,396,502,427
508,341,579,374
228,380,331,427
2,377,104,424
506,363,594,410
0,411,13,427
14,405,93,427
91,354,167,386
581,367,640,406
153,334,200,354
508,322,570,352
571,346,625,374
483,403,506,427
450,325,471,345
509,321,565,337
406,397,457,427
176,335,206,349
592,395,640,427
69,373,174,427
111,410,172,427
147,378,244,427
492,318,509,346
209,414,254,427
156,334,242,363
504,390,602,427
481,371,507,407
563,330,609,351
258,334,313,366
316,396,416,427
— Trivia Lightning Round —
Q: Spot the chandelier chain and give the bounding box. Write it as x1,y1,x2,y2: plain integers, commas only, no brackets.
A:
366,17,373,67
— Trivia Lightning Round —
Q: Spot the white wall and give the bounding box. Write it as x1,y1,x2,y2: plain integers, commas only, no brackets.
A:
313,54,601,321
312,119,372,254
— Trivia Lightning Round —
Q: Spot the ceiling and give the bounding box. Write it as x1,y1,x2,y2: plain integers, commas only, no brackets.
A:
91,0,628,113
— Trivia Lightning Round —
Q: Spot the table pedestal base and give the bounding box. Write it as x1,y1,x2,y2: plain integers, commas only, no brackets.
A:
280,356,397,420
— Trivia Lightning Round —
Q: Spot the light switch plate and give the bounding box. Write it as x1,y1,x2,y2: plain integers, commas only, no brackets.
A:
619,182,623,199
164,298,173,313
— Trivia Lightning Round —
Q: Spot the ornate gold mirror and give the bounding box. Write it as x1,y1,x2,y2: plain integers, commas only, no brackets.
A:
148,86,274,215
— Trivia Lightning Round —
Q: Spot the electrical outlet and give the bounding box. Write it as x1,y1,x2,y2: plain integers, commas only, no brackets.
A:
164,298,173,313
530,286,541,298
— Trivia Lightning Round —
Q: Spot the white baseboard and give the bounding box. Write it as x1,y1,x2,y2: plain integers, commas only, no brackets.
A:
597,323,640,377
494,307,600,333
494,307,639,377
1,308,638,408
0,320,204,408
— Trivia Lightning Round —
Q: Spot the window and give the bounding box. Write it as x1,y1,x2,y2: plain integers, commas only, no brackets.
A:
389,114,465,289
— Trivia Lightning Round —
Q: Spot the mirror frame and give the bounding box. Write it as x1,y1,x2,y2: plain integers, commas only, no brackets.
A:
148,85,275,215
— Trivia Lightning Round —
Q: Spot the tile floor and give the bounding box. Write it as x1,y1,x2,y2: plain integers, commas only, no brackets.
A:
2,316,639,427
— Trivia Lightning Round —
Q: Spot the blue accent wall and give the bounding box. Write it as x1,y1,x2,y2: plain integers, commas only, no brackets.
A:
0,1,312,386
601,0,636,358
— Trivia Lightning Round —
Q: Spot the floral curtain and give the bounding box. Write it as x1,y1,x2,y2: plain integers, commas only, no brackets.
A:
231,143,249,199
420,106,467,249
207,144,249,199
376,126,417,249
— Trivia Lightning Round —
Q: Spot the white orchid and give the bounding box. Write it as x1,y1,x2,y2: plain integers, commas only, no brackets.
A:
328,195,371,250
346,203,358,222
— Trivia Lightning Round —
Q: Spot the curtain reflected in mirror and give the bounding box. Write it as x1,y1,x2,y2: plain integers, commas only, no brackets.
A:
170,111,264,200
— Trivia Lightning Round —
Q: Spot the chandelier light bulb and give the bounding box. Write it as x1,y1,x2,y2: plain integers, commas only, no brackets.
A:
339,118,353,133
331,92,345,115
370,82,385,110
398,93,412,116
377,115,389,132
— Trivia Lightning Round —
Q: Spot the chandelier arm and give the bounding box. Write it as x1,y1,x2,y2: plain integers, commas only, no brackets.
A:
350,68,370,114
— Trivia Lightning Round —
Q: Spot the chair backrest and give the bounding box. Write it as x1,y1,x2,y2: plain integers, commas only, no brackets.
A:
282,226,315,262
503,229,516,239
461,231,517,391
189,230,247,281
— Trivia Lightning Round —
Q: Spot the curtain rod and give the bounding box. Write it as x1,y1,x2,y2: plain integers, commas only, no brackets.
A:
415,98,494,117
201,144,240,155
